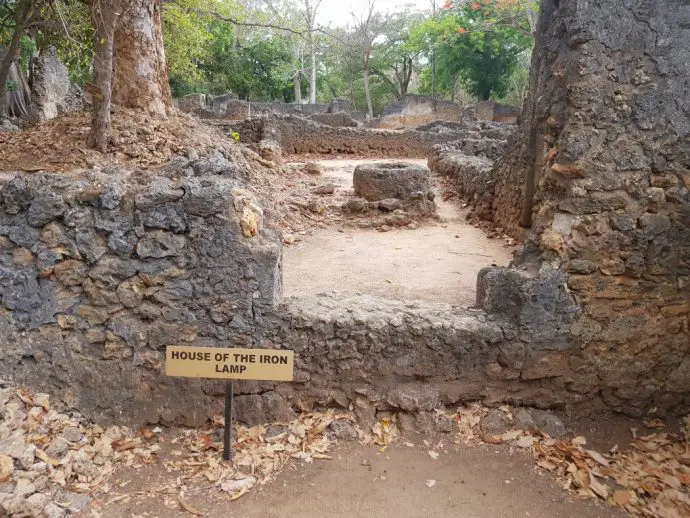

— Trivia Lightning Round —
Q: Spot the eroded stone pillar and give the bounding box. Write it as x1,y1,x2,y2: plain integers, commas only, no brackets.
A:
490,0,689,415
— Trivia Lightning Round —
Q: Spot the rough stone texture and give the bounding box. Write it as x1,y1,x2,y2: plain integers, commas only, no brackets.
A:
4,3,690,429
309,112,360,128
177,93,207,113
228,115,479,158
486,0,690,416
29,47,70,122
0,164,282,426
475,101,520,124
353,162,432,202
378,95,462,129
428,150,494,220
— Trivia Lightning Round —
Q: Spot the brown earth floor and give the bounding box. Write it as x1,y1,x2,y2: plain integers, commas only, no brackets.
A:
283,159,514,306
103,440,624,518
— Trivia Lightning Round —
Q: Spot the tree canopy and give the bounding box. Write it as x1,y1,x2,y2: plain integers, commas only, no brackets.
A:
0,0,538,148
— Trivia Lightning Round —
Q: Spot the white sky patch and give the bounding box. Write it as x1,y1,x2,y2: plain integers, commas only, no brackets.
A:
317,0,434,27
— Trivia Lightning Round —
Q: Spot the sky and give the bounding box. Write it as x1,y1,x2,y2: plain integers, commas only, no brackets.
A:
317,0,435,27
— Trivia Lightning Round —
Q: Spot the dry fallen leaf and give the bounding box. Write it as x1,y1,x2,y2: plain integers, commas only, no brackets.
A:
479,432,504,445
178,495,204,516
612,489,633,506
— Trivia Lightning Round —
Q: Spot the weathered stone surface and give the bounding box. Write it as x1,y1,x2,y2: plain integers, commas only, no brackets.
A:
327,420,359,440
0,455,12,483
0,162,286,425
256,140,282,164
353,162,431,202
135,231,186,258
27,194,67,227
480,409,512,435
303,162,322,175
29,47,70,121
229,114,474,158
484,0,690,417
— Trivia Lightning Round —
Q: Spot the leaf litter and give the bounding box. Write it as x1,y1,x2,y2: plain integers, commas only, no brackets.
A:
3,385,688,517
450,402,690,518
0,386,358,516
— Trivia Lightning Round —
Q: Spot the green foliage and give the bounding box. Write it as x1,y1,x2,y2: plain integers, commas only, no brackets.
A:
36,0,94,85
409,0,534,101
163,0,216,95
163,1,295,101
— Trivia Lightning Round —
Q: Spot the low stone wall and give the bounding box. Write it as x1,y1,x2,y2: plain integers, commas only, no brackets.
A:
181,98,365,122
228,115,474,158
0,162,282,425
475,101,520,124
177,93,207,113
428,149,494,220
2,148,687,426
378,95,462,129
309,112,360,127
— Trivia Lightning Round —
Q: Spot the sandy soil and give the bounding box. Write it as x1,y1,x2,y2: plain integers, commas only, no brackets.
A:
283,159,514,306
105,441,623,518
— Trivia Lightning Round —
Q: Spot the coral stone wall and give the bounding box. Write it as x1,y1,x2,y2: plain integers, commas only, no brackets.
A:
0,166,282,424
378,95,462,129
228,115,483,158
494,0,689,414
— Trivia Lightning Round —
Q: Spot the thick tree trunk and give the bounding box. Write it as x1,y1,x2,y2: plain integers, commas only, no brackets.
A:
87,0,119,152
0,0,32,118
112,0,171,116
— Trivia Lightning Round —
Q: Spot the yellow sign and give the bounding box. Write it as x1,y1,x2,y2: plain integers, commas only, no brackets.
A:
165,346,294,381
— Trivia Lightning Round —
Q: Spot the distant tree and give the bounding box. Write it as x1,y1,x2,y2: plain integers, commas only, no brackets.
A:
351,0,391,118
369,9,423,101
409,0,534,101
0,0,34,118
301,0,321,104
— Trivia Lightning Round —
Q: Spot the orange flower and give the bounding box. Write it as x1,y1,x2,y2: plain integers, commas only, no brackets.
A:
456,26,467,33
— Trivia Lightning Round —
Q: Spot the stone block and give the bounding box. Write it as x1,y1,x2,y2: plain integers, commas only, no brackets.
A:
353,162,431,202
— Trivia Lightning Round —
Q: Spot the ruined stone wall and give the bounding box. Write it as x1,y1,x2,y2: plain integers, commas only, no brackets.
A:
228,115,471,158
309,112,360,127
1,153,687,426
29,47,70,121
177,94,207,113
378,95,462,129
493,0,690,414
0,164,282,425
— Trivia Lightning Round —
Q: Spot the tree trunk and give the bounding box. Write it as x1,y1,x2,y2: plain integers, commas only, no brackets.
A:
309,31,316,104
363,60,373,119
294,72,302,104
112,0,171,116
0,0,32,118
87,0,119,152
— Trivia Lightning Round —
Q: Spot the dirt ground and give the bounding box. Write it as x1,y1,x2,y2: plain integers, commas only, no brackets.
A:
283,159,514,306
103,440,623,518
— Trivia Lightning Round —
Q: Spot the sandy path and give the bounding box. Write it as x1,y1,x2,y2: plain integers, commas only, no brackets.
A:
282,159,514,306
108,441,623,518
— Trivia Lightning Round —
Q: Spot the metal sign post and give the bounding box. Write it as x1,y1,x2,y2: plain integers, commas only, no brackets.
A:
165,346,294,463
223,381,233,461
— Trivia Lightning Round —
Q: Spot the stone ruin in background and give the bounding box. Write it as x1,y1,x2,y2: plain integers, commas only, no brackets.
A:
0,0,687,428
0,46,84,127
